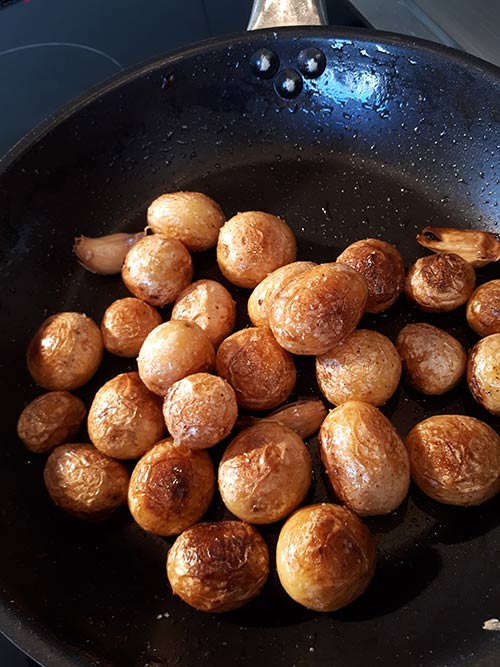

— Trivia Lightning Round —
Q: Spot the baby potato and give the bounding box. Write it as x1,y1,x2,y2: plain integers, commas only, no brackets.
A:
27,312,103,391
218,422,312,524
17,391,86,454
276,503,376,612
167,521,269,612
88,372,165,459
172,279,236,347
269,263,368,356
147,191,225,252
101,297,162,357
336,238,405,313
122,235,193,307
316,329,401,407
405,252,475,312
138,320,215,396
247,261,316,328
215,327,296,410
44,443,129,520
467,334,500,415
466,280,500,337
397,323,466,395
216,211,297,288
406,415,500,505
128,438,215,536
163,373,238,449
318,401,410,516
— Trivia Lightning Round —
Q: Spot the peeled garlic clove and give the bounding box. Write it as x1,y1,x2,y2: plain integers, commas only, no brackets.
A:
235,399,327,438
417,227,500,268
74,231,146,275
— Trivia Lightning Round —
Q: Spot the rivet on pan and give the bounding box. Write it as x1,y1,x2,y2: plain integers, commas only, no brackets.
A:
274,69,303,99
297,48,326,79
250,48,279,79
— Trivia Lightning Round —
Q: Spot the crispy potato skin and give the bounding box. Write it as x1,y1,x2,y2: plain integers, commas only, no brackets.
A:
167,521,269,612
218,422,312,524
101,298,162,357
318,401,410,516
466,280,500,337
405,415,500,505
336,239,405,313
467,334,500,415
316,329,401,407
276,503,376,612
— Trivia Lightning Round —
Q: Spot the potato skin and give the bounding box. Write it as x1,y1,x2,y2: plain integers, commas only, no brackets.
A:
167,521,269,612
276,503,376,612
269,263,368,356
316,329,401,407
27,312,103,391
101,297,162,357
336,239,404,313
405,415,500,506
397,323,466,395
216,211,297,288
404,252,475,312
218,422,312,524
466,280,500,337
467,334,500,415
44,443,129,520
215,327,296,410
128,438,215,536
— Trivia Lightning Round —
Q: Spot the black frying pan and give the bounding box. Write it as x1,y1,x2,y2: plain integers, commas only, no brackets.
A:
1,1,500,665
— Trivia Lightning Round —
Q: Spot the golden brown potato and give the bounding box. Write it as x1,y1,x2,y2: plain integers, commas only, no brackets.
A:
172,279,236,347
163,373,238,449
216,211,297,288
247,261,316,328
138,321,215,396
88,372,165,459
404,252,475,312
17,391,86,454
44,443,129,520
405,415,500,505
269,263,368,356
122,235,193,307
466,280,500,337
128,438,215,536
276,503,376,612
397,323,466,395
316,329,401,407
218,422,312,524
336,239,405,313
27,312,103,391
167,521,269,612
101,297,162,357
147,191,225,252
467,334,500,415
215,327,296,410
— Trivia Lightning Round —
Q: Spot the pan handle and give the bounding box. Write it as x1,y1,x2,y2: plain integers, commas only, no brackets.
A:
247,0,328,30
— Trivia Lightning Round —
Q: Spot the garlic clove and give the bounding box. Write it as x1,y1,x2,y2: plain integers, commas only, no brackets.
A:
73,231,146,275
236,399,327,439
417,226,500,268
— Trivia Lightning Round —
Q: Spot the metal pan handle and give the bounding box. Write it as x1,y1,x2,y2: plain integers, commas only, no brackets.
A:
247,0,328,30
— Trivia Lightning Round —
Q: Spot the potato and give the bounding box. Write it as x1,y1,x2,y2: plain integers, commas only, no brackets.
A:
218,422,312,524
336,239,405,313
397,323,466,395
172,279,236,347
101,297,162,357
17,391,86,454
88,372,165,459
44,443,129,520
122,235,193,307
216,211,297,288
147,191,225,251
467,334,500,415
405,415,500,505
138,321,215,396
404,252,475,312
163,373,238,449
318,401,410,516
167,521,269,612
276,503,376,612
215,327,296,410
269,263,368,356
466,280,500,337
27,312,103,391
316,329,401,407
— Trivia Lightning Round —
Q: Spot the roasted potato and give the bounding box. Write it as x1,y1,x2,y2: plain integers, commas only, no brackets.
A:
467,334,500,415
101,297,162,357
466,280,500,337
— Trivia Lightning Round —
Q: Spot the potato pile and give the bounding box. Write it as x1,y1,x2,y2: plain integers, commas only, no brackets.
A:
18,190,500,615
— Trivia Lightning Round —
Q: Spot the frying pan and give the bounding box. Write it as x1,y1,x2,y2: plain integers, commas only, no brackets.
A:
1,1,500,665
